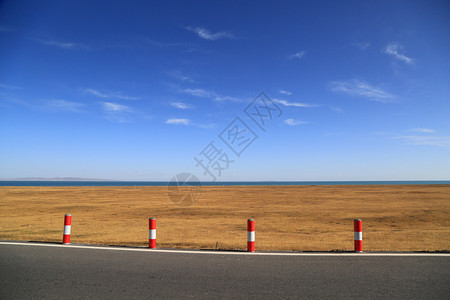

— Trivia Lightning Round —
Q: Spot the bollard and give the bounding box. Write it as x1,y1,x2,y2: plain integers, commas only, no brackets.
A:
247,219,255,252
63,214,72,244
149,218,156,249
354,219,362,252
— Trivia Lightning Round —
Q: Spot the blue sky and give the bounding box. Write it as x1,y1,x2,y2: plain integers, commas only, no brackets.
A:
1,0,449,181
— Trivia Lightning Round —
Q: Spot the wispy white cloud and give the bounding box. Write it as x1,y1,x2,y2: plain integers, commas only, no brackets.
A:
2,95,85,114
171,102,193,109
46,99,85,113
100,102,133,122
279,90,292,96
288,51,306,60
101,102,132,113
329,105,344,113
410,128,434,133
383,42,414,64
141,37,207,54
165,118,214,128
183,88,214,98
183,88,240,102
354,42,370,50
83,88,139,100
197,123,216,129
35,38,88,50
274,99,317,108
329,79,394,102
186,27,234,40
167,70,195,83
166,118,191,125
0,83,21,90
392,135,450,148
284,119,307,126
214,95,241,102
142,37,179,48
85,88,109,98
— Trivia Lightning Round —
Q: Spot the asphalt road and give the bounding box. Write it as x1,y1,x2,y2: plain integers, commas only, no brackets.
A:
1,243,449,299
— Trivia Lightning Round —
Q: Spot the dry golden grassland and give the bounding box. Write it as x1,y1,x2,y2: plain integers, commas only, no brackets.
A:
0,185,449,251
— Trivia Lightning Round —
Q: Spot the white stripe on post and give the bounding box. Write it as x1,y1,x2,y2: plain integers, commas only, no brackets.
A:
64,225,71,235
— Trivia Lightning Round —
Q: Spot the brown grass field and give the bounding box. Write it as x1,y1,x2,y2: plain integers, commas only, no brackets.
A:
0,185,449,251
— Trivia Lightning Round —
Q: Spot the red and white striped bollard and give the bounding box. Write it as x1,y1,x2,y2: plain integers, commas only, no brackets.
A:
247,219,255,252
63,214,72,244
354,218,362,252
149,218,156,249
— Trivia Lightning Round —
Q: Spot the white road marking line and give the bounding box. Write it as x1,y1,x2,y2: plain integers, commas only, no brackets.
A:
0,241,449,256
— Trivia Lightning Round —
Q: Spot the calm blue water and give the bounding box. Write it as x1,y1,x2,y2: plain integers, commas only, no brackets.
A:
0,181,449,187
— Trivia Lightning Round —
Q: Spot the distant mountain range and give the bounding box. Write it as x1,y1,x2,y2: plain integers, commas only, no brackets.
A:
2,177,117,181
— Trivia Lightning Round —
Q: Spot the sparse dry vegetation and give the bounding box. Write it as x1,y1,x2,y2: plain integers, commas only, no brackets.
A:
1,185,449,251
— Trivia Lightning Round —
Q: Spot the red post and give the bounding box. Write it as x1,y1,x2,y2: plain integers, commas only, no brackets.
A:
354,219,362,252
63,214,72,244
149,218,156,249
247,219,255,252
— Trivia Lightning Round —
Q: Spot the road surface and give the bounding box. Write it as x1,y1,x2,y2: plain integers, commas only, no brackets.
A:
1,242,449,299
